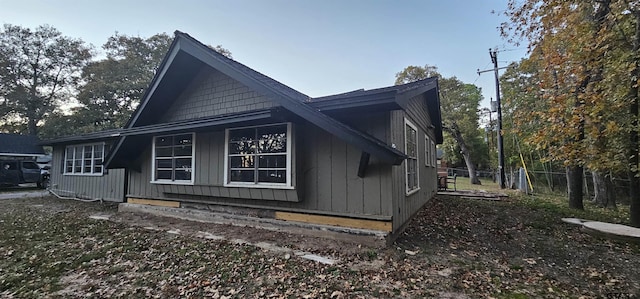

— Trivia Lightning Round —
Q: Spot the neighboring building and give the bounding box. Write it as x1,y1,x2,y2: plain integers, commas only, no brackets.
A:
43,31,443,240
0,133,45,160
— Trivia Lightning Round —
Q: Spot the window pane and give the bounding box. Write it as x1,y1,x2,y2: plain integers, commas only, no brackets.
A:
155,136,172,146
175,158,192,169
156,159,173,169
22,162,39,169
94,166,102,173
258,155,286,168
229,141,255,155
257,125,286,139
229,128,255,142
230,170,254,182
258,138,287,153
258,170,286,183
174,145,192,156
174,134,192,146
155,147,173,157
175,169,191,181
156,170,172,180
84,165,92,173
84,146,93,158
230,156,254,168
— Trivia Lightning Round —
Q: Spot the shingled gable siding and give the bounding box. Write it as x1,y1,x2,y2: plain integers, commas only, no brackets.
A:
50,145,126,202
126,112,395,218
161,68,278,123
391,94,438,230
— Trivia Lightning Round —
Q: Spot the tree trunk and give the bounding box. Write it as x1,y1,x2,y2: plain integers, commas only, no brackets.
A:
628,11,640,227
445,124,481,185
592,171,616,209
567,166,584,210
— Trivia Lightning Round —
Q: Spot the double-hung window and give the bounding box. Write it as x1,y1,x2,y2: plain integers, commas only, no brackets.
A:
225,123,291,187
64,143,104,175
430,139,436,167
152,133,195,183
404,119,419,194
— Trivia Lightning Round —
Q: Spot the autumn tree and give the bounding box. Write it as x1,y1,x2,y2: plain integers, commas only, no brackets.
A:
502,0,640,225
396,65,485,184
0,24,92,135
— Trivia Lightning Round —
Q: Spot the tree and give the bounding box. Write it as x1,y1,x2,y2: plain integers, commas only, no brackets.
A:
0,24,92,135
52,33,235,137
396,65,485,184
502,0,640,225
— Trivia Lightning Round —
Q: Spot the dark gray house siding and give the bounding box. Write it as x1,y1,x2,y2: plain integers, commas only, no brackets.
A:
161,68,277,122
390,94,438,230
50,145,126,202
127,110,394,220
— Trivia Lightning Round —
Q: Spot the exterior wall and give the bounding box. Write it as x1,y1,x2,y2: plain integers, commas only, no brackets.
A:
391,94,439,230
127,112,393,219
161,68,278,123
50,145,126,202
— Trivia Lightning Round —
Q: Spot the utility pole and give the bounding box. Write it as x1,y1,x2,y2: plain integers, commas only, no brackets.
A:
478,49,507,189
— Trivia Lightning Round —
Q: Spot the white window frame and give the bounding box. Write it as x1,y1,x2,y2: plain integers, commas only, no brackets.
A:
404,118,420,195
223,123,293,189
151,133,196,185
63,143,105,176
431,139,436,167
425,136,431,167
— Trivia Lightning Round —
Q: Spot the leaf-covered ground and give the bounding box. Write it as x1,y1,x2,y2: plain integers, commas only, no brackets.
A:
0,195,638,298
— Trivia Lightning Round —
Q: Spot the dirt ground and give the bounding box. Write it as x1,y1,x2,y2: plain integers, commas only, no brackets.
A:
1,194,639,298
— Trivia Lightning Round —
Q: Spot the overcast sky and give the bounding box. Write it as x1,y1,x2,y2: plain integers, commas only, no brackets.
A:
0,0,528,109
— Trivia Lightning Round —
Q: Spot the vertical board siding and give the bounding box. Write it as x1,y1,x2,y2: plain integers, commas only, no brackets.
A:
50,146,125,202
161,68,277,123
127,114,394,218
390,94,439,230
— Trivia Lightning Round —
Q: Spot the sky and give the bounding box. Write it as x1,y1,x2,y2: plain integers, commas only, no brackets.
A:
0,0,528,109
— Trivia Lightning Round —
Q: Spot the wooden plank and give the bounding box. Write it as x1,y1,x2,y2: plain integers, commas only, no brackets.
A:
331,135,347,213
275,211,392,232
198,132,210,185
346,145,364,214
363,159,381,215
315,127,331,211
128,197,180,208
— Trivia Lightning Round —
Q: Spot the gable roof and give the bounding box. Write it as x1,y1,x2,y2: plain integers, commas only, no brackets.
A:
0,133,45,156
107,31,410,167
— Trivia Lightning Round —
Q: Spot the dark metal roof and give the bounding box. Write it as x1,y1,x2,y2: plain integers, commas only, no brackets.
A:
111,31,408,166
0,133,45,155
40,129,123,145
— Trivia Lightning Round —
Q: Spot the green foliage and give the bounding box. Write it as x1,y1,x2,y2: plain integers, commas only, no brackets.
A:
0,24,93,135
395,65,486,183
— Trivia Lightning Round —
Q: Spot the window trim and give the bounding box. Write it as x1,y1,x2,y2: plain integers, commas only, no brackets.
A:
425,136,431,167
63,142,105,176
404,118,420,195
430,139,436,167
223,123,293,189
150,133,196,185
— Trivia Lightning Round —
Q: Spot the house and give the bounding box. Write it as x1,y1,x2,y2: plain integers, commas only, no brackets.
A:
43,31,443,242
0,133,45,160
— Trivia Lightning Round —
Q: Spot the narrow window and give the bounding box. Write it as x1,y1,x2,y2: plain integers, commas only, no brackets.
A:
404,118,419,194
152,133,195,183
425,136,431,167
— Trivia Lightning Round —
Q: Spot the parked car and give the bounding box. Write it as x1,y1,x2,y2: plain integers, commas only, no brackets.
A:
0,160,47,188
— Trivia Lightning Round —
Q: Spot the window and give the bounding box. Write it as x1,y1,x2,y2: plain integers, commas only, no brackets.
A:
431,140,436,167
225,123,291,187
152,133,194,183
404,118,419,194
64,143,104,175
425,136,431,167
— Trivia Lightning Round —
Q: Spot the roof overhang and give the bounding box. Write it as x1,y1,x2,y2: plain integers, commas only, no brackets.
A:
105,109,276,169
